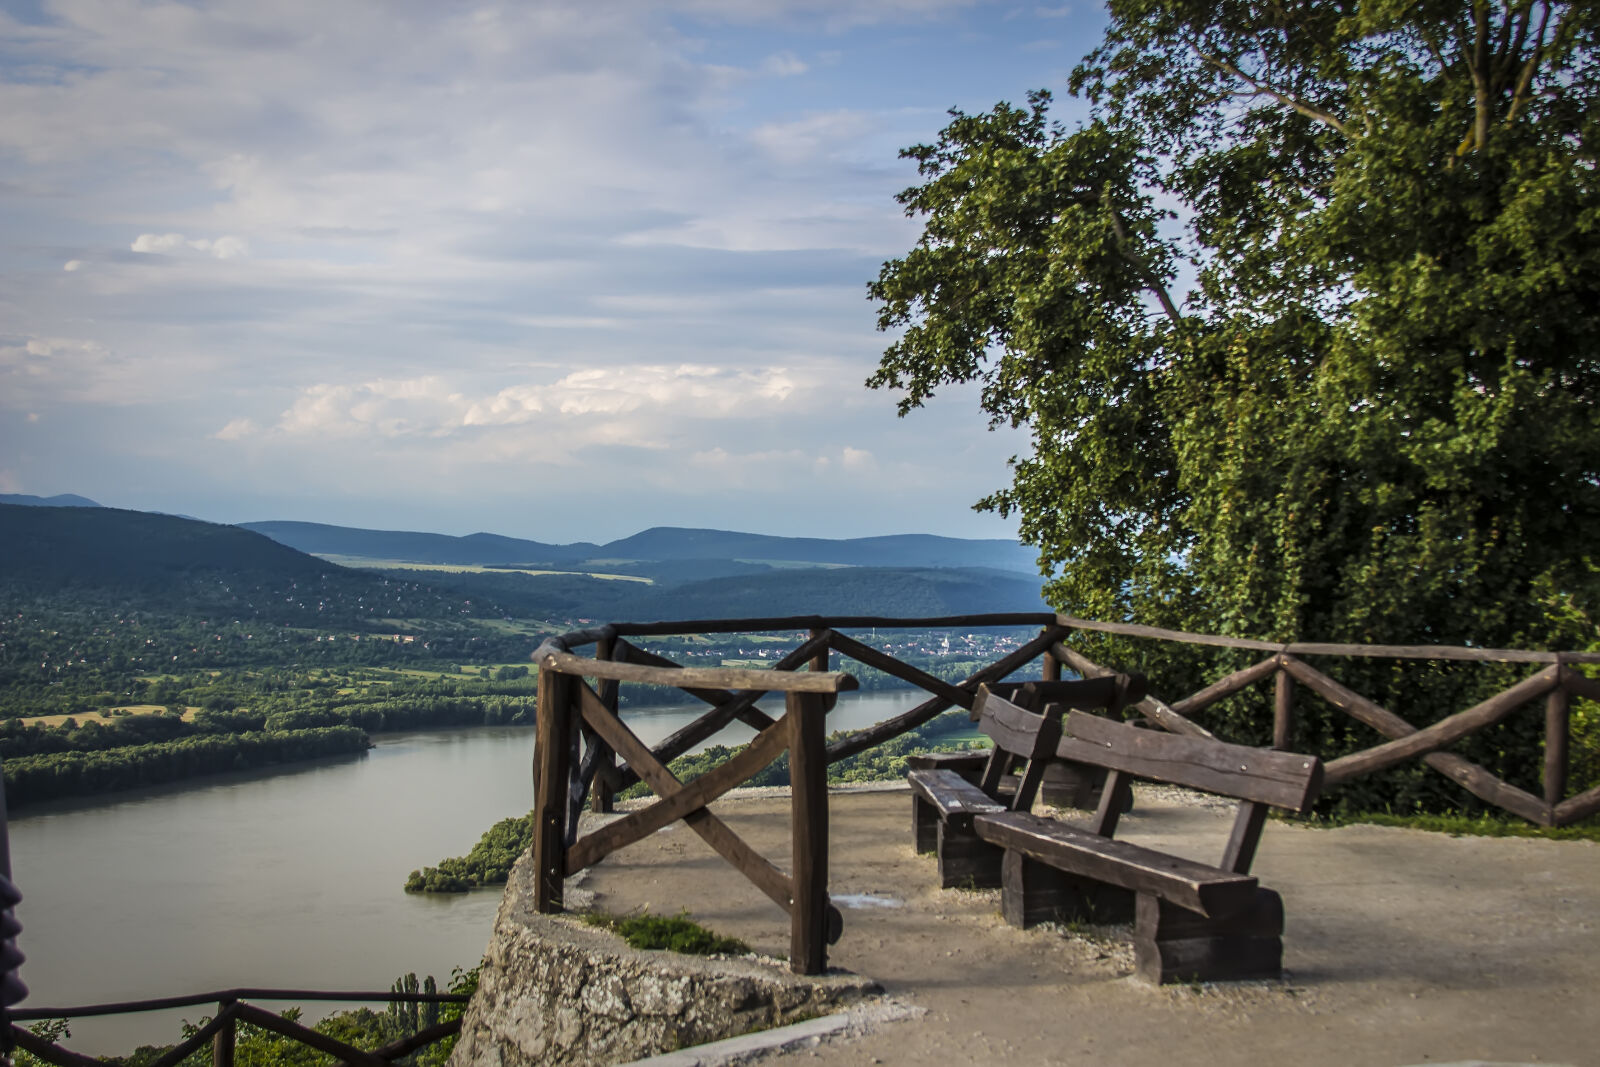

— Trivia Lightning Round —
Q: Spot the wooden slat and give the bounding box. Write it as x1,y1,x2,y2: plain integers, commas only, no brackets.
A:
8,990,469,1021
617,639,782,731
1088,768,1128,837
537,646,857,693
1170,656,1280,717
604,613,1058,638
574,684,803,915
1280,656,1553,824
908,769,1007,820
973,812,1259,918
976,686,1056,760
1054,615,1600,663
789,691,831,973
1058,710,1322,813
232,1004,387,1067
607,634,832,794
1221,801,1269,874
824,626,1069,762
1559,665,1600,702
826,630,973,709
8,1026,109,1067
905,751,988,774
1011,710,1065,812
1322,665,1559,784
1552,782,1600,826
1017,676,1146,712
566,714,790,873
367,1016,464,1061
143,1002,241,1067
1052,644,1216,739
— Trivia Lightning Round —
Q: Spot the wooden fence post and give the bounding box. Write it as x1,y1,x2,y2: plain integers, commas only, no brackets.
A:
592,637,619,815
808,627,830,674
1273,666,1295,751
212,1000,236,1067
788,691,829,975
533,667,574,912
1545,678,1570,807
1042,644,1061,683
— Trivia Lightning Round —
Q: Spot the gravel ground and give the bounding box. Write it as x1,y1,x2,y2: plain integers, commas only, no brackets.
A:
579,784,1598,1067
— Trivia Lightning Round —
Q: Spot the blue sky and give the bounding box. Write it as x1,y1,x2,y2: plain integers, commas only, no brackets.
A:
0,0,1108,543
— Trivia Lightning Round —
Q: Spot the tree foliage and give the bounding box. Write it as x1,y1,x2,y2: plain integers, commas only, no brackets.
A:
870,1,1600,809
872,0,1598,649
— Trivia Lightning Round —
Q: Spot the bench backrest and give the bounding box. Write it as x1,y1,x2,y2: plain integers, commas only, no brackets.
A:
1056,710,1322,814
973,685,1062,812
982,674,1148,720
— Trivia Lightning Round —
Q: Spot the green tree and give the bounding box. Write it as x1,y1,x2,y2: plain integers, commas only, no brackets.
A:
869,1,1600,807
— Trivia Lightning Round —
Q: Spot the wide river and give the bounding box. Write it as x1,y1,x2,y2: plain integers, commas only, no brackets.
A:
7,689,931,1053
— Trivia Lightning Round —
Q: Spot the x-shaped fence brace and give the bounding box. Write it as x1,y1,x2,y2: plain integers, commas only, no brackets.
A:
532,646,849,973
7,990,468,1067
532,614,1600,974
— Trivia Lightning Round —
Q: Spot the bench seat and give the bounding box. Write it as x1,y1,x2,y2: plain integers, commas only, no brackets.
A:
908,768,1007,887
973,811,1258,919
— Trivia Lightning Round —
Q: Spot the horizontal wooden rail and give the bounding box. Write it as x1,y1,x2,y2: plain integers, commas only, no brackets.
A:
1055,615,1600,664
535,644,857,693
8,988,469,1020
7,989,470,1067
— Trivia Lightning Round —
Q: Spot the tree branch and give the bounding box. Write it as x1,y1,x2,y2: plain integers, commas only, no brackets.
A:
1185,39,1353,139
1104,204,1183,325
1505,2,1556,126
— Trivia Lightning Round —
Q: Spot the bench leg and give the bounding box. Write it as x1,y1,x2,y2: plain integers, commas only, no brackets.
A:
912,794,939,854
1132,888,1285,984
935,818,1003,889
999,850,1135,929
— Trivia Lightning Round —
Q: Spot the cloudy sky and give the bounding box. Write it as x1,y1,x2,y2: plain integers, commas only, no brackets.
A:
1,0,1107,543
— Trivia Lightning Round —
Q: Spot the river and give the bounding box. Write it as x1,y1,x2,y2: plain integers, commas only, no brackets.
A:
6,689,932,1054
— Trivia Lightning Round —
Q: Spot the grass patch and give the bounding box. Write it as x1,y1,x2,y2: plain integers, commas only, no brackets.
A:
1294,810,1600,841
583,910,751,956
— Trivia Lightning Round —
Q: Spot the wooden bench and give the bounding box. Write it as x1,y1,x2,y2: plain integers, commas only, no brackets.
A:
973,708,1324,984
907,685,1061,889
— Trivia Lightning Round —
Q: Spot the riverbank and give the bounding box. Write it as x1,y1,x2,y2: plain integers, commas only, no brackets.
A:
577,784,1600,1066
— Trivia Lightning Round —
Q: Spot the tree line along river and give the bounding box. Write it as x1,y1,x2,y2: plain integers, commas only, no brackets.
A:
7,689,929,1054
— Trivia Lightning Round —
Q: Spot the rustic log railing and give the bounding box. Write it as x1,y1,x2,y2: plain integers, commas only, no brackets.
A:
5,987,470,1066
10,612,1594,1055
531,611,1600,969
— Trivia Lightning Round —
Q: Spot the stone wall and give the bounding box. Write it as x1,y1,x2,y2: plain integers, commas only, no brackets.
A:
449,851,880,1066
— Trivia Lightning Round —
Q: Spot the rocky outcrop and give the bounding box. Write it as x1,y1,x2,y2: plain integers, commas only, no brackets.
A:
448,851,880,1066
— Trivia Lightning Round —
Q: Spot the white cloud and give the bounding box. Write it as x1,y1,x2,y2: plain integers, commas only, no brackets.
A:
131,233,248,258
762,51,808,76
841,445,875,469
0,0,1071,539
277,377,466,438
213,417,258,440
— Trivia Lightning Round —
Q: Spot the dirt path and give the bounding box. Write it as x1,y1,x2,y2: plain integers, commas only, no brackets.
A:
578,785,1598,1066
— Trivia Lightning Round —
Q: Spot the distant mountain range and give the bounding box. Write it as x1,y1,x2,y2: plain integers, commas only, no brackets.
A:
240,520,1038,573
0,492,100,508
1,503,1050,621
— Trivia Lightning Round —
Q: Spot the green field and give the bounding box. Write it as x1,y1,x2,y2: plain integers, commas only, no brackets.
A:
312,554,654,583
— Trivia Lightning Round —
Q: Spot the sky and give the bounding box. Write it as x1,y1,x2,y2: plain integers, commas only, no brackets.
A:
0,0,1109,544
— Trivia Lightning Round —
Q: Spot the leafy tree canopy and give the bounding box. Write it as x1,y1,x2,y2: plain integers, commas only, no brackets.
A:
871,0,1600,650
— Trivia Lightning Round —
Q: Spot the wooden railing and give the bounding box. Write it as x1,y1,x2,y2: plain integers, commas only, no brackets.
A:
5,987,470,1066
9,613,1594,1052
531,612,1600,968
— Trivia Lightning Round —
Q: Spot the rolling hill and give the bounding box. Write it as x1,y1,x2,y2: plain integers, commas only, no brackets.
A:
242,520,1038,574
